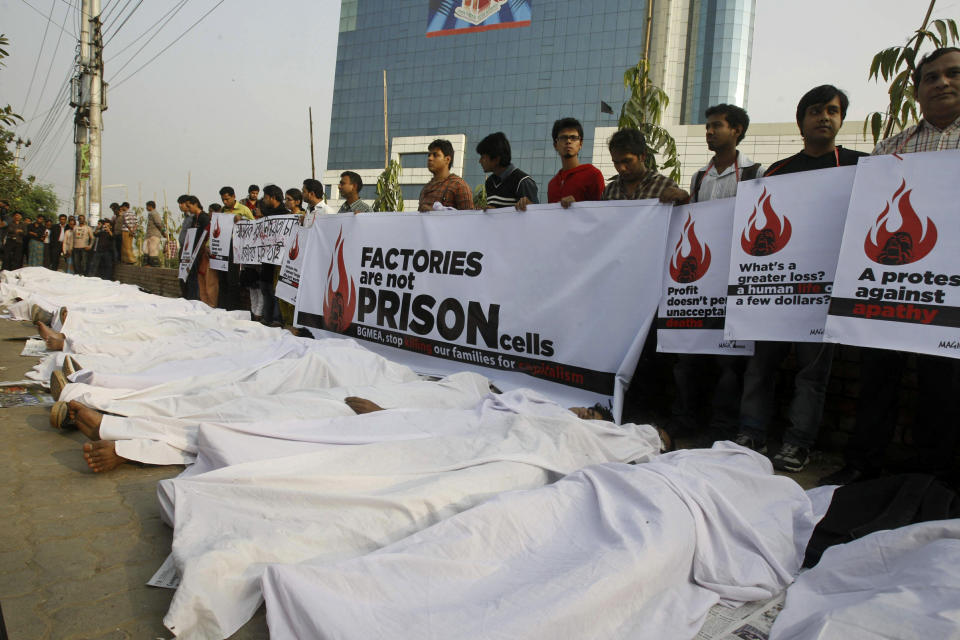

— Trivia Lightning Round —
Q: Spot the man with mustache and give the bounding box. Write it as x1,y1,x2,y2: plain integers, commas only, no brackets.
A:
822,48,960,485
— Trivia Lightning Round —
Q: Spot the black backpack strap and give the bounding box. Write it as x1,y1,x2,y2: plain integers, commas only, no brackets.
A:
740,163,761,181
691,170,706,203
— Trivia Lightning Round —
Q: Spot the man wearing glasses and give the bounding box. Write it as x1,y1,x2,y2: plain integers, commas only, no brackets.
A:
547,118,606,207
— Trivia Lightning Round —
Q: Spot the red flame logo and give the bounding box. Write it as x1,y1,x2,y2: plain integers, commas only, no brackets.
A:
669,214,711,283
741,188,792,256
864,179,937,265
288,233,299,261
212,218,221,239
322,227,356,333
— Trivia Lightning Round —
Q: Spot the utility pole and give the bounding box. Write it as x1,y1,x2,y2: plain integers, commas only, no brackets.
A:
72,0,90,219
308,107,316,179
88,0,103,224
13,137,31,169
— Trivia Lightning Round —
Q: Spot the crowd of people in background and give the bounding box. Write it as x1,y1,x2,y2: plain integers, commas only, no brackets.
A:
1,47,958,487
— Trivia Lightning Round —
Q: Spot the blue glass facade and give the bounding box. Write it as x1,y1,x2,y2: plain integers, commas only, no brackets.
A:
329,0,756,194
681,0,755,123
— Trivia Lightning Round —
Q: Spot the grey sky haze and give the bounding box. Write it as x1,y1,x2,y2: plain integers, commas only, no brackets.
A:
2,0,956,212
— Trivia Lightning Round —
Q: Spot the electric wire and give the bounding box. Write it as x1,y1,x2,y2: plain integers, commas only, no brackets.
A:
19,0,56,115
17,0,74,37
102,0,145,45
109,0,225,90
105,0,189,62
26,1,73,127
105,0,191,75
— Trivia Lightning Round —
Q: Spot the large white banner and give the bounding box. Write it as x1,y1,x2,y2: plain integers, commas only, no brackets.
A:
724,167,855,342
657,199,753,356
231,215,300,265
209,213,235,271
825,150,960,359
294,202,672,419
275,224,310,305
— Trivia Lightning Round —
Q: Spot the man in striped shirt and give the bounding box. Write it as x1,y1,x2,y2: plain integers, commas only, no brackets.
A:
476,132,538,210
821,48,960,486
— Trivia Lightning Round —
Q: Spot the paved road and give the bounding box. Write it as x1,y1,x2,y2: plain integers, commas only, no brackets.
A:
0,319,267,639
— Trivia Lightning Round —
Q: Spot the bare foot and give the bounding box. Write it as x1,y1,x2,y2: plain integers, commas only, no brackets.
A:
59,307,68,325
82,441,127,473
68,400,102,440
36,322,66,350
345,397,384,414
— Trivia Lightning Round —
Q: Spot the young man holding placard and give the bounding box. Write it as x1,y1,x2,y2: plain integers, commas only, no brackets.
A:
735,85,867,473
671,105,761,442
822,48,960,485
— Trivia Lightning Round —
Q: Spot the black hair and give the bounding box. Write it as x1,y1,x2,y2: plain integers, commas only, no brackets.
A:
146,200,156,208
285,188,303,205
607,127,647,158
185,195,202,208
428,139,455,170
209,203,222,212
218,186,235,197
590,402,613,422
914,47,960,85
248,184,260,193
552,117,584,142
476,132,511,167
109,202,120,211
121,202,129,208
795,85,849,127
176,194,190,204
302,179,324,199
263,184,284,202
341,171,363,192
704,103,750,143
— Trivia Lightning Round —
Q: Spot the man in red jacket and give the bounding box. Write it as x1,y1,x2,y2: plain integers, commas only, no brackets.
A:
546,117,606,208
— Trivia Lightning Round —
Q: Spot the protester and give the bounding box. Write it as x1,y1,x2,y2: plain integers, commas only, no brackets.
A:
671,104,762,443
476,131,539,210
337,171,371,213
220,186,255,313
734,85,868,473
279,187,304,327
258,184,286,326
602,127,688,427
72,214,93,275
145,201,165,267
302,178,326,227
242,184,261,218
547,117,605,207
821,48,960,485
182,196,212,305
418,139,473,211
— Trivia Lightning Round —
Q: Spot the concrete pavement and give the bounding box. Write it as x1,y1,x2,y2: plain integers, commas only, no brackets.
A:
0,319,267,639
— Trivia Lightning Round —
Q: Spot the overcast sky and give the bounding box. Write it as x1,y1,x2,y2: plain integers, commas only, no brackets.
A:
2,0,957,210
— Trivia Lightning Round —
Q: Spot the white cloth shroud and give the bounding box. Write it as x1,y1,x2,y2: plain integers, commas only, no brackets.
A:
770,519,960,640
260,443,818,640
156,389,663,639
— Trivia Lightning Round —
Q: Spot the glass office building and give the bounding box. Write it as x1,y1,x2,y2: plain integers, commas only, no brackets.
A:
328,0,757,199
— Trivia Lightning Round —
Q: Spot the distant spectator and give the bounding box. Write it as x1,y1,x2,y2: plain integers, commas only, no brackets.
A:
72,214,93,275
2,211,27,270
120,203,137,264
145,201,165,267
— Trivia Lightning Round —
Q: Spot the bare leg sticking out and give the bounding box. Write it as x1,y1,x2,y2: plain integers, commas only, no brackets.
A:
83,441,127,473
35,321,66,350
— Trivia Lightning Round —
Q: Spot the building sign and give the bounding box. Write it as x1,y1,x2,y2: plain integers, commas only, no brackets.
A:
427,0,531,37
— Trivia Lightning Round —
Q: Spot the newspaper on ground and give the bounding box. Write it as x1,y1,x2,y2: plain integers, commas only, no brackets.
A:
20,338,47,357
0,380,54,408
147,554,181,589
696,593,785,640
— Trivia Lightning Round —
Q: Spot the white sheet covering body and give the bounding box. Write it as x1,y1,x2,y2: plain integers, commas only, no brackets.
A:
770,519,960,640
158,389,663,639
260,444,817,640
100,372,492,466
58,342,416,411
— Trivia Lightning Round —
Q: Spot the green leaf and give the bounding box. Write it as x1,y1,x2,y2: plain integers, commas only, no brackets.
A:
870,112,882,146
933,19,949,46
